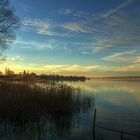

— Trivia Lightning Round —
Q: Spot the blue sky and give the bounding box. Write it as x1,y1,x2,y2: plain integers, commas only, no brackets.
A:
1,0,140,76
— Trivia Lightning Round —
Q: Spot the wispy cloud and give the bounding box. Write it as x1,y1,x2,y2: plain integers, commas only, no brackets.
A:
102,51,140,63
42,65,99,73
91,0,140,53
21,18,56,36
18,0,140,61
58,0,140,55
62,22,99,33
62,22,89,33
0,56,24,63
103,0,135,18
58,8,90,18
0,56,7,62
14,38,55,50
58,9,74,15
19,2,34,12
92,46,111,53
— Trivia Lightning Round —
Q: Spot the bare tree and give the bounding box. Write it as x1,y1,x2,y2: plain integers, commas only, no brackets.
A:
0,0,19,51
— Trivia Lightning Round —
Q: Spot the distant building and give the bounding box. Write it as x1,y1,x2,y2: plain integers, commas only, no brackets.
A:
0,71,3,75
21,70,37,80
5,67,14,76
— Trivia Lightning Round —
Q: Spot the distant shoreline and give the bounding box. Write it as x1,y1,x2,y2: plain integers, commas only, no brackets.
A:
90,76,140,81
1,75,140,81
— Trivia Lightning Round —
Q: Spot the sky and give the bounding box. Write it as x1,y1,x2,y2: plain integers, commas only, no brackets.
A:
0,0,140,76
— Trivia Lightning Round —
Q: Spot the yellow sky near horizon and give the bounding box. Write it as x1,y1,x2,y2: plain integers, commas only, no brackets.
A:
1,61,140,77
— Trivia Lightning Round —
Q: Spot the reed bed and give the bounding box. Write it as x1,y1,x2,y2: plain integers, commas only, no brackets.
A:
0,81,93,127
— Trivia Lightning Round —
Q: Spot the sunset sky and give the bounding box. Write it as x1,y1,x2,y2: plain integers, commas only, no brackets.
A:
0,0,140,76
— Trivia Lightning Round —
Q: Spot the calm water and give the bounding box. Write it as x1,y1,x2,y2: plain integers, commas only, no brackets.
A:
1,80,140,140
66,79,140,140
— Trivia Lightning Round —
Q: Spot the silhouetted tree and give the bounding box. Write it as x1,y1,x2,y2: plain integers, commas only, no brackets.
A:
0,0,19,51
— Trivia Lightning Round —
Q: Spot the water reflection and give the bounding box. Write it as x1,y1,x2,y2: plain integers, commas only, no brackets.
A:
1,80,140,140
66,80,140,140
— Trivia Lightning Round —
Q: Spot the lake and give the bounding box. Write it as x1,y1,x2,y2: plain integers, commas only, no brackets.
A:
0,79,140,140
66,79,140,140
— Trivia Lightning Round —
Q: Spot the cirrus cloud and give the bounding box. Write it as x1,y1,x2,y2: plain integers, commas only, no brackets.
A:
102,51,140,63
21,18,56,36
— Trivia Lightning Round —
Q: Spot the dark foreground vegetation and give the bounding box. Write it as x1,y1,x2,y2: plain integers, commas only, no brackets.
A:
0,81,93,139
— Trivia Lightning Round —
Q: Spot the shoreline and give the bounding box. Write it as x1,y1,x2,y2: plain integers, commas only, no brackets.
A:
89,76,140,81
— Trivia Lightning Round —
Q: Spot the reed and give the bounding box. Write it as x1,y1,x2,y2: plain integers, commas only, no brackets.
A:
0,81,93,124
